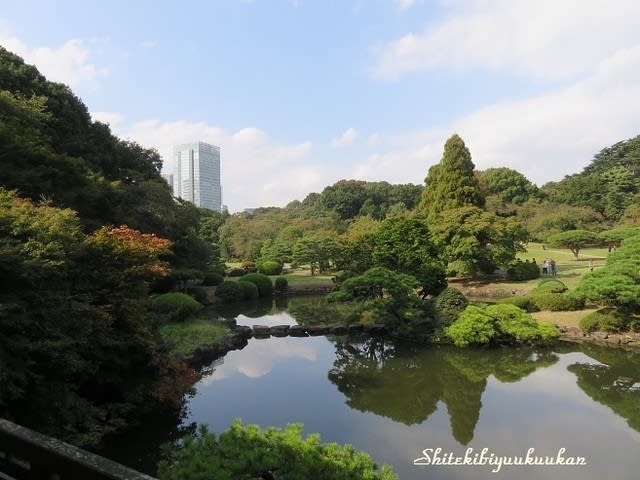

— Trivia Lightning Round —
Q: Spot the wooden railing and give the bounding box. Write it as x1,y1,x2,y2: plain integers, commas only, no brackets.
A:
0,418,157,480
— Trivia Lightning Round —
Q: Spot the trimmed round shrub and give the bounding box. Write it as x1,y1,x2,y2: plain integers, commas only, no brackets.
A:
215,281,243,303
533,279,567,294
497,295,532,311
434,287,468,326
186,286,209,304
152,292,203,322
274,276,288,294
227,268,246,277
580,308,630,333
239,273,273,298
445,306,498,347
202,271,224,286
530,293,584,311
258,260,283,276
506,261,540,281
236,280,260,300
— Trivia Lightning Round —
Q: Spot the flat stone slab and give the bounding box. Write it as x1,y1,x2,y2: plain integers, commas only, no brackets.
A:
289,325,308,337
270,325,290,337
252,325,271,337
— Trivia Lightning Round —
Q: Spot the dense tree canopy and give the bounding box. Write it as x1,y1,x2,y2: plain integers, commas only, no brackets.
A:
419,134,485,217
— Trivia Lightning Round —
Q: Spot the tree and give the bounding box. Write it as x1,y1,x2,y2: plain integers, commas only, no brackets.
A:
575,234,640,312
419,134,485,217
598,227,640,250
158,420,397,480
478,167,538,205
430,206,528,276
370,215,446,297
547,230,600,259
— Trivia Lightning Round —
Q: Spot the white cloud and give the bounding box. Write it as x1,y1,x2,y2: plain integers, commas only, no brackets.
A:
356,45,640,186
108,118,317,211
365,133,380,147
0,31,108,89
373,0,640,81
331,127,359,148
393,0,419,10
91,111,123,127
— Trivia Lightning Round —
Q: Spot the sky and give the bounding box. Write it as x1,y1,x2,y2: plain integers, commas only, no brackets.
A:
2,0,640,212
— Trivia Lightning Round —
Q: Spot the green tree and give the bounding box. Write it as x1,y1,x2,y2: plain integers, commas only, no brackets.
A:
158,420,397,480
478,167,538,205
419,134,485,217
547,230,600,259
431,206,528,276
575,234,640,311
371,215,446,297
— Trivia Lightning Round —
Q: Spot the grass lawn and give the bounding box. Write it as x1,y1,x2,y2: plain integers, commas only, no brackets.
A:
160,316,230,357
531,309,599,329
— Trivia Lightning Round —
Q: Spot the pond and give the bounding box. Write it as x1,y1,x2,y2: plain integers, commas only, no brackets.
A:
103,298,640,479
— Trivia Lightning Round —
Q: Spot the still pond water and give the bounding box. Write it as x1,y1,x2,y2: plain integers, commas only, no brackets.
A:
105,298,640,480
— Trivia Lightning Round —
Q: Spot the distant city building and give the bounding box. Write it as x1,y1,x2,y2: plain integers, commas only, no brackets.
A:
161,173,174,194
172,142,222,211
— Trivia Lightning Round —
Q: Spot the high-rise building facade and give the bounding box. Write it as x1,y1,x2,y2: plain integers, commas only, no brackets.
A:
172,142,222,211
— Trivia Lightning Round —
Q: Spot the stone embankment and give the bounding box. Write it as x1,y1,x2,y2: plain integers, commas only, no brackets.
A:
558,325,640,348
189,323,388,366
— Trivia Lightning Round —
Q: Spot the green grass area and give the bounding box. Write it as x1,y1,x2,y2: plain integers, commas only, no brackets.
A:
159,316,230,357
531,309,599,329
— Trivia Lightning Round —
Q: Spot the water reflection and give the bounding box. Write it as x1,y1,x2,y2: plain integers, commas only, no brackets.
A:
568,344,640,433
328,339,559,445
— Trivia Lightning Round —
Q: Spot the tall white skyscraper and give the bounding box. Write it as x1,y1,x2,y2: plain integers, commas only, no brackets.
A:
172,142,222,211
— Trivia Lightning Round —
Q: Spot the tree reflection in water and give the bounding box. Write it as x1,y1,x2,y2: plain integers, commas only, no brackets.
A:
328,337,559,445
568,344,640,433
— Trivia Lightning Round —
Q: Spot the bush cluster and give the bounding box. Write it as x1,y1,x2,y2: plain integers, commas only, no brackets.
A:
239,273,273,298
529,292,584,311
433,287,468,326
445,304,559,347
533,279,568,294
151,292,203,322
497,296,532,310
186,286,209,304
579,308,638,333
202,271,224,286
236,280,260,300
506,260,540,281
274,276,288,294
258,260,284,275
158,420,397,480
227,268,246,277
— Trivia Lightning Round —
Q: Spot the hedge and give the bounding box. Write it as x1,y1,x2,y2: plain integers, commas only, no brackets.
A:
529,292,584,311
152,292,203,322
274,276,288,294
579,308,633,333
239,273,273,298
258,260,284,276
434,287,468,326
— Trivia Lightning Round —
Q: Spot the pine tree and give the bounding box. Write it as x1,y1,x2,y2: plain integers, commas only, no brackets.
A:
419,134,485,216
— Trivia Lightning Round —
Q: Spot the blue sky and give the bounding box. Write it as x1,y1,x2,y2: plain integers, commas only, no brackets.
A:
2,0,640,212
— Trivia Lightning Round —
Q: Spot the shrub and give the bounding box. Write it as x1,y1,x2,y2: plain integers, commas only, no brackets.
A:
434,287,468,326
445,303,559,347
152,292,203,322
580,308,631,333
227,268,246,277
497,295,532,310
239,273,273,298
215,281,243,303
258,260,283,276
202,271,224,286
241,260,257,273
157,420,397,480
274,276,288,294
186,286,209,304
236,280,260,300
445,306,498,347
533,279,567,294
506,260,540,281
530,292,585,311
